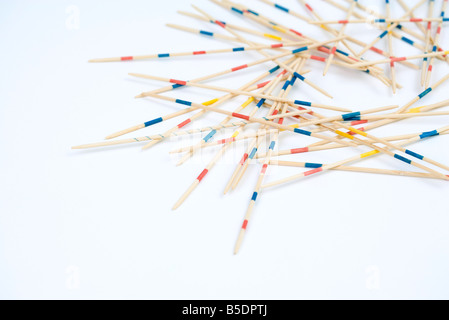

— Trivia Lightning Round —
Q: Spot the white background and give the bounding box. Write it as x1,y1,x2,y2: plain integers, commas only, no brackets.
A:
1,0,449,299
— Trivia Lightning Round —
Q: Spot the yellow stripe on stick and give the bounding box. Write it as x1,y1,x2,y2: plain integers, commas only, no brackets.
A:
264,33,282,41
408,107,423,113
241,97,255,109
273,26,287,33
348,127,368,137
335,130,355,140
202,98,219,106
360,150,380,158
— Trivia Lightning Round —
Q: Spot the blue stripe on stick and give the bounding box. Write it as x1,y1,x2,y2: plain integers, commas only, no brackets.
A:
274,4,289,12
293,72,305,81
144,117,163,127
231,7,244,14
379,31,388,39
200,30,214,36
268,66,280,74
203,130,217,142
418,87,432,99
292,47,308,54
336,48,349,56
294,128,312,136
233,47,245,52
394,154,412,165
401,36,414,45
269,141,276,150
249,148,258,159
257,99,266,108
342,111,361,121
405,150,424,160
305,163,323,169
175,99,192,106
419,130,439,139
251,192,258,202
294,100,312,107
290,76,297,86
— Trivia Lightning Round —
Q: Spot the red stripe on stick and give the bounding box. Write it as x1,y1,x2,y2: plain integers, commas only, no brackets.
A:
215,20,226,28
289,29,303,37
193,51,206,55
304,167,323,176
271,43,284,48
305,4,313,12
351,120,368,126
121,56,133,61
410,18,423,22
232,113,250,121
261,164,268,174
231,64,248,72
391,57,406,63
311,55,326,62
257,81,270,88
291,147,308,154
370,47,384,55
170,79,187,85
338,20,349,24
197,169,209,182
318,46,330,54
177,119,191,129
240,153,249,165
242,220,249,230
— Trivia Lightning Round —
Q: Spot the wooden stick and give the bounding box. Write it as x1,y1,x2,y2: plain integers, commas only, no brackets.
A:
309,17,445,25
351,50,449,68
262,130,449,189
338,123,449,173
325,0,422,69
232,62,302,254
89,41,306,63
225,61,304,193
323,0,356,76
138,62,293,150
269,161,448,180
421,0,436,86
175,57,298,166
172,62,302,210
257,0,410,77
340,0,449,64
356,0,427,57
309,72,449,150
255,126,449,159
385,0,397,94
71,121,249,150
132,72,351,111
425,0,448,88
350,111,449,120
136,36,347,100
177,10,290,43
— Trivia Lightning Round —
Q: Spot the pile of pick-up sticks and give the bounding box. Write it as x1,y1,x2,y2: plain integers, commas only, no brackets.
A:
73,0,449,254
